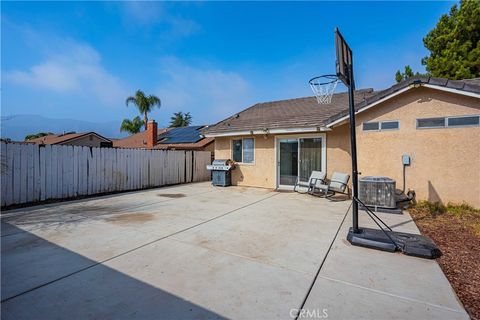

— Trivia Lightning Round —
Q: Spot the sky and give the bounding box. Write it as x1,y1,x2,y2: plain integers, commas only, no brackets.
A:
1,1,454,133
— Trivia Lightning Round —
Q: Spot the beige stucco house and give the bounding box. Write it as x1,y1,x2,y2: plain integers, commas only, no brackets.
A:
203,77,480,207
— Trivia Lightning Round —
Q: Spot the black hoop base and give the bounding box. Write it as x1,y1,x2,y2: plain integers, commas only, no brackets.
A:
347,227,442,259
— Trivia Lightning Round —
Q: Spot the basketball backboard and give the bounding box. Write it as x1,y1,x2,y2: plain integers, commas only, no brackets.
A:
335,28,353,86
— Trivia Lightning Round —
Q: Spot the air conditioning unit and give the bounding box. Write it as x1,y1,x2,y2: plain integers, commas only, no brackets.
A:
359,176,396,209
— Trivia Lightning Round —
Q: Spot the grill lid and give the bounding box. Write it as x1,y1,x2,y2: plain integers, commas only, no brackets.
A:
207,159,234,171
212,159,231,166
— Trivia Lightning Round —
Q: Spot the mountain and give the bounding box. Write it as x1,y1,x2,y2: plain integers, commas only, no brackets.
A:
1,115,128,141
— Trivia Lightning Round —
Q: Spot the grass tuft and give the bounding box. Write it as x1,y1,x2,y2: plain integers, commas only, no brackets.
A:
411,200,480,236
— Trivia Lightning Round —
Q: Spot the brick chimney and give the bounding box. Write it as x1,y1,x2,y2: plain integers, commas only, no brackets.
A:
146,120,157,149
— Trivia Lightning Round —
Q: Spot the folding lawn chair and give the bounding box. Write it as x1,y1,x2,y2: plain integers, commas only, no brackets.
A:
293,171,326,194
312,172,350,199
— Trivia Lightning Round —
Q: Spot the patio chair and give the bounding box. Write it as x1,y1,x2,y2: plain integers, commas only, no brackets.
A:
312,172,350,199
293,171,326,194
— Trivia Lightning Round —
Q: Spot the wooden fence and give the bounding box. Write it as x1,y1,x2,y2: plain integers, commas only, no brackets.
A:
0,142,211,207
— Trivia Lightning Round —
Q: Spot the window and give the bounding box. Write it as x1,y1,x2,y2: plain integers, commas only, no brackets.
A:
243,138,254,163
232,138,254,163
363,120,399,131
232,140,243,162
448,115,479,127
363,122,379,131
417,117,445,128
417,115,479,129
380,121,399,130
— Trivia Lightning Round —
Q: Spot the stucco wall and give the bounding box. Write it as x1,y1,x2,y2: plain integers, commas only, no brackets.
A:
327,87,480,207
215,135,275,188
213,87,479,206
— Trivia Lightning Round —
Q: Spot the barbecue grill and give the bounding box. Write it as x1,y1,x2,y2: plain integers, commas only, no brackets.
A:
206,159,234,187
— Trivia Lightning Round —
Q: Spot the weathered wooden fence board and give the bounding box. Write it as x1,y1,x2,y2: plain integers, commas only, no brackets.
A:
1,142,211,207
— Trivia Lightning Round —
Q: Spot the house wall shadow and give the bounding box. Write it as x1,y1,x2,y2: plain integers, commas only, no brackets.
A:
1,223,226,320
427,180,442,204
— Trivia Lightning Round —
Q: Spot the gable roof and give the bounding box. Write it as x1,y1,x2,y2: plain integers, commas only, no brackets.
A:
28,132,112,145
326,76,480,127
203,76,480,136
202,89,376,136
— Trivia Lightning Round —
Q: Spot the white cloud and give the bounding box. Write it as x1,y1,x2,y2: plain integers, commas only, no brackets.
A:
120,2,200,40
6,40,127,107
121,2,166,25
156,57,253,125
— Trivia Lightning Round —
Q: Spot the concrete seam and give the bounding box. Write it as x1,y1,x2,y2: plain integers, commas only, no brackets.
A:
294,201,352,320
318,275,465,314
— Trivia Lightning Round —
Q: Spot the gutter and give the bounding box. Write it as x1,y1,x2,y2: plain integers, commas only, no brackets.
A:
202,126,331,138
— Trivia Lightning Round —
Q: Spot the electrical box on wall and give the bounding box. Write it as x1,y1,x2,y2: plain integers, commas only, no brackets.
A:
402,154,411,166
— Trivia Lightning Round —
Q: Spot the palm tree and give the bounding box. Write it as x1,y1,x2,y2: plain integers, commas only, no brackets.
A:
120,116,144,134
169,112,192,127
125,90,161,130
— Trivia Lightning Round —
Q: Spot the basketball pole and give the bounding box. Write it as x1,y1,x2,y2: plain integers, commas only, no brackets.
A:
347,63,359,233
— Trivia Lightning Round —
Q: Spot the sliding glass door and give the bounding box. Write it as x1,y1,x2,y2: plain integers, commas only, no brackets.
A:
279,139,298,186
299,138,322,182
277,137,323,187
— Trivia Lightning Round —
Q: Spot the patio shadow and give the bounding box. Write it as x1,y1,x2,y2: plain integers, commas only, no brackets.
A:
1,223,226,320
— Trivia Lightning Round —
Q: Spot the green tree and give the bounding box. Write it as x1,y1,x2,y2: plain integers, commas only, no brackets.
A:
422,0,480,79
395,65,423,83
125,90,161,130
169,112,192,127
24,132,53,141
120,116,145,134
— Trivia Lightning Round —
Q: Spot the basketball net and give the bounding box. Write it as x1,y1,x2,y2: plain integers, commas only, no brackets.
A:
309,75,339,104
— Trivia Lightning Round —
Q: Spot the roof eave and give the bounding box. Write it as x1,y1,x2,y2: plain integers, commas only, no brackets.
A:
326,82,480,128
203,126,331,138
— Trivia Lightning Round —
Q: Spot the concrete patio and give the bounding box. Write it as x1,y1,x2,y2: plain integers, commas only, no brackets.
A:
1,182,468,319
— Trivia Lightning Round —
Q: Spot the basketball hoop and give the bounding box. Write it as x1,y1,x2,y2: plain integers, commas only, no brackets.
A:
308,74,339,104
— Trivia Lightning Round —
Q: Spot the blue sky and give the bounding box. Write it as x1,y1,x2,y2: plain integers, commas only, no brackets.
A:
2,1,454,131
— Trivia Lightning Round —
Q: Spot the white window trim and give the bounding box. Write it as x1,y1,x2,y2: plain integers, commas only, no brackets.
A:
416,115,480,129
231,137,255,165
447,114,480,128
362,120,400,132
274,133,327,190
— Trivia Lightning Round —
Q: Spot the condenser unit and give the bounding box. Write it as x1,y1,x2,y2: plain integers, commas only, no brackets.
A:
359,176,396,209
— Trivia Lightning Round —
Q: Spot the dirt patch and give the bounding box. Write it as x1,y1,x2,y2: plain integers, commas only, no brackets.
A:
104,213,155,224
157,193,186,198
409,202,480,320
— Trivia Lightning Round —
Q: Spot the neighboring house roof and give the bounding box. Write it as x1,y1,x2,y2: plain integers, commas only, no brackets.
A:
112,128,169,148
203,76,480,136
28,132,112,145
153,137,215,151
112,126,214,150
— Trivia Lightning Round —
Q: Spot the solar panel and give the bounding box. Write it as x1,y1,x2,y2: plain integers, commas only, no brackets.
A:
158,126,204,144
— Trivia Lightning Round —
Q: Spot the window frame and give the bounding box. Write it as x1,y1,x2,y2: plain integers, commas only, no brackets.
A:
380,120,400,131
447,115,480,128
231,137,255,164
417,115,480,129
416,117,446,129
362,121,380,131
362,120,400,132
